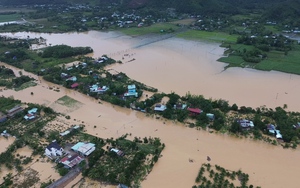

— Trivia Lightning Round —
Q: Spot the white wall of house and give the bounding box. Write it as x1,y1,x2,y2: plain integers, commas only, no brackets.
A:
45,147,63,157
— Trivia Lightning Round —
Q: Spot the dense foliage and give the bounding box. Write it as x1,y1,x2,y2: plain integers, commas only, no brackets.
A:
41,45,93,58
193,163,260,188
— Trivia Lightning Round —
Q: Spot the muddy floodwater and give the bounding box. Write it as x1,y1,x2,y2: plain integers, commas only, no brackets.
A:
1,31,300,187
2,31,300,111
0,66,300,187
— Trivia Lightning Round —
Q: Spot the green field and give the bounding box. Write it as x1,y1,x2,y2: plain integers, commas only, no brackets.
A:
219,44,300,75
255,46,300,74
119,23,180,36
177,30,238,43
0,14,21,22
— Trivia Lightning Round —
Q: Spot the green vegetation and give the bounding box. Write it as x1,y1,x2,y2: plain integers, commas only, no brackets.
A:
55,95,82,108
0,13,21,22
0,97,57,179
120,23,179,36
0,37,91,74
192,163,260,188
177,30,238,43
81,134,164,187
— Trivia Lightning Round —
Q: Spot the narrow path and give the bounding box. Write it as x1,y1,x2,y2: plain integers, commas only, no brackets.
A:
46,167,81,188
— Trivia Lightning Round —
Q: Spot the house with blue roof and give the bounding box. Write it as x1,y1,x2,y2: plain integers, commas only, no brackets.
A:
72,142,95,156
124,84,138,97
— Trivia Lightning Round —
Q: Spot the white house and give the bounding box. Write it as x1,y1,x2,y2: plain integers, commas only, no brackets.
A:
66,76,77,82
24,113,35,120
90,84,109,93
45,140,64,158
24,108,38,120
154,104,167,112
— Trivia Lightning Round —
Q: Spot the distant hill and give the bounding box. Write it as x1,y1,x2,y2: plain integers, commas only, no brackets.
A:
0,0,299,22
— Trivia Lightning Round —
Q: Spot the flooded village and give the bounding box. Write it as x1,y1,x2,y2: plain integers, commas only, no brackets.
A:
0,29,300,188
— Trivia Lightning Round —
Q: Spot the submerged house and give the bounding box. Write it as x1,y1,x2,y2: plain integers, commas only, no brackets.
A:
237,119,254,129
154,104,167,112
66,76,77,82
187,108,202,115
71,83,79,89
267,124,282,139
7,106,23,118
124,84,138,97
206,113,215,121
173,103,187,110
89,84,109,94
0,112,7,123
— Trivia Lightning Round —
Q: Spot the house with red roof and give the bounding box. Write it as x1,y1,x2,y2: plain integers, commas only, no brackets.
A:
71,83,79,88
60,154,83,168
187,108,202,115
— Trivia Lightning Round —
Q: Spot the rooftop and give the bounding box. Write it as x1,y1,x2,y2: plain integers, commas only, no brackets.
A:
47,141,62,150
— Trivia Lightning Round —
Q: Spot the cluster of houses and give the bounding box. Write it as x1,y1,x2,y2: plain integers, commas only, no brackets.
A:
45,140,96,168
0,106,40,122
45,140,126,169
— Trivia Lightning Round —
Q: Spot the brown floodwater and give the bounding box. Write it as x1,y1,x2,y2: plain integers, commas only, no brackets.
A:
2,31,300,111
1,71,300,187
1,31,300,187
0,137,15,153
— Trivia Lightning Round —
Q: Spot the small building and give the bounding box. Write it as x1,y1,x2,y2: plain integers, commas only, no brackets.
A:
267,124,282,139
60,130,71,136
110,148,125,156
187,108,202,115
154,104,166,112
24,113,35,120
28,108,38,114
60,154,84,168
24,108,38,120
61,73,68,78
71,83,79,88
90,85,109,93
66,76,77,82
45,140,64,158
237,119,254,129
117,184,129,188
124,84,138,97
173,103,187,110
7,106,23,118
267,124,276,134
293,122,300,129
275,130,283,139
0,112,7,123
206,113,215,121
71,142,95,156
